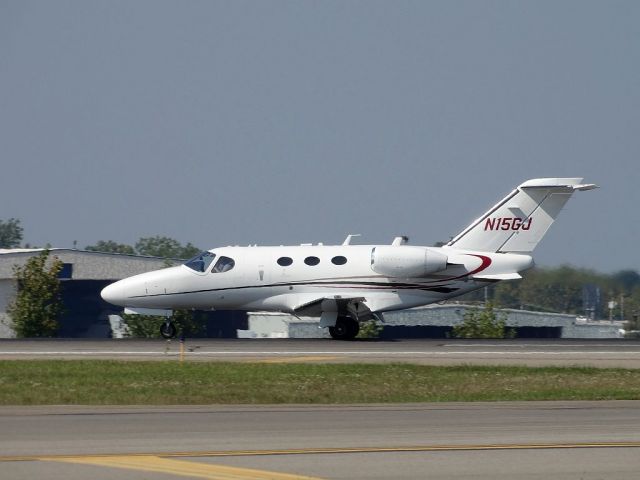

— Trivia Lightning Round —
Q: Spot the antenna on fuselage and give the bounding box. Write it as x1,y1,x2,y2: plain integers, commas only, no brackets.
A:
342,234,361,246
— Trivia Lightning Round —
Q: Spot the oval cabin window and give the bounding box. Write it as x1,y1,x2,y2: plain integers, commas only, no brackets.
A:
304,256,320,266
277,257,293,267
331,256,347,265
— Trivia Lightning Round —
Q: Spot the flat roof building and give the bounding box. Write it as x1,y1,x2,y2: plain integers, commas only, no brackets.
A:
0,249,177,337
242,305,625,339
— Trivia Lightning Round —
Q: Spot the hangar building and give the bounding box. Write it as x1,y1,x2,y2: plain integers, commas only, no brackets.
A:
0,249,246,338
242,305,624,339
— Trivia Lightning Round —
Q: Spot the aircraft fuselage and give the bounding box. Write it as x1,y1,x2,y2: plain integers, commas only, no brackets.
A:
101,244,533,315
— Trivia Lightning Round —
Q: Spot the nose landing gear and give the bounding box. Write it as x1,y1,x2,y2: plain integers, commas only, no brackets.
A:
160,320,177,339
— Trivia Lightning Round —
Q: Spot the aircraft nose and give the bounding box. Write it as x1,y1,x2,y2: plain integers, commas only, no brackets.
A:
101,281,126,306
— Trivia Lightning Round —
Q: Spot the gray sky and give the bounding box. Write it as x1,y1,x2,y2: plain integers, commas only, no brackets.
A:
1,1,638,272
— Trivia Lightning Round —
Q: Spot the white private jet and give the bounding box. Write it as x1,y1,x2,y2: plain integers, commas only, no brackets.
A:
101,178,596,340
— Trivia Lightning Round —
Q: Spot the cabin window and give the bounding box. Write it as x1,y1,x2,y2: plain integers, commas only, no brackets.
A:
184,251,216,272
304,256,320,266
277,257,293,266
331,256,347,265
212,256,235,273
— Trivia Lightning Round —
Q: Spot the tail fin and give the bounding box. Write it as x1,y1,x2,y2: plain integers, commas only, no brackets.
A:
447,178,597,253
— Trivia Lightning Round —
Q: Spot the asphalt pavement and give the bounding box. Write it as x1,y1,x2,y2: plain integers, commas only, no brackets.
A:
1,402,639,479
2,338,640,367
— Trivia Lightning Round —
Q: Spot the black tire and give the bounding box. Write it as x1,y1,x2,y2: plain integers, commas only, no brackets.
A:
160,322,177,339
329,317,360,340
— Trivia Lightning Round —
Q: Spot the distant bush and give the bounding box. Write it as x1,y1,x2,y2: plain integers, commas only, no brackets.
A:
356,318,384,339
452,302,515,339
624,314,640,339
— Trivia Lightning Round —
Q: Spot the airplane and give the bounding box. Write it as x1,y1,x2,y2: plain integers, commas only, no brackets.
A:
101,177,597,340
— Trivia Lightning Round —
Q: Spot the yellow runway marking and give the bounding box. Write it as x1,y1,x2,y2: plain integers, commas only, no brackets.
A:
166,442,640,456
3,442,640,464
48,455,323,480
256,356,341,364
158,441,640,457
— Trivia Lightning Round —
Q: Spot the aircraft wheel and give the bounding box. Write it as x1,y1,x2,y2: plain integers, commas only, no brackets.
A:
329,317,359,340
160,322,177,339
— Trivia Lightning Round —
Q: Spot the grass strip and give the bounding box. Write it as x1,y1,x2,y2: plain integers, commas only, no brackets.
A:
1,360,640,405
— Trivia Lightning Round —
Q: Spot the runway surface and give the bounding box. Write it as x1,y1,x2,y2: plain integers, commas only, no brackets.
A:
2,338,640,368
4,339,640,477
1,402,640,479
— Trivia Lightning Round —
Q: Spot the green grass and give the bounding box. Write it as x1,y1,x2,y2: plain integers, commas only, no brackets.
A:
1,360,640,405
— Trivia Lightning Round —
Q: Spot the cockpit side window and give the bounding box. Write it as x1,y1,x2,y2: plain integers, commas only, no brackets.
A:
184,252,216,272
212,256,235,273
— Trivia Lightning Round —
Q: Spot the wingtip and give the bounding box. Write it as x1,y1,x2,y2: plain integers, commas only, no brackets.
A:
573,183,598,191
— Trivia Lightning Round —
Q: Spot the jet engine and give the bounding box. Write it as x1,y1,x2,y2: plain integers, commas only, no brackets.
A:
370,246,448,278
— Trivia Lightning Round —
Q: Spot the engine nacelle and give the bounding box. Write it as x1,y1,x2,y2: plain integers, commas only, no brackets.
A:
371,246,448,278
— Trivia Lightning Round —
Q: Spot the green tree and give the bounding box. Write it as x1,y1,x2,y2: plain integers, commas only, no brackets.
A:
455,265,640,321
85,240,135,255
612,270,640,294
516,267,587,313
623,287,640,338
492,281,521,309
356,318,384,339
120,314,165,338
621,286,640,325
452,303,514,339
135,236,200,259
85,236,199,259
624,315,640,338
172,309,206,336
0,218,23,248
7,250,64,337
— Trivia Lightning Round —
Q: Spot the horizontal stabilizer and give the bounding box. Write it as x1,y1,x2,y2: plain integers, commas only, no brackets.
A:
518,178,598,191
473,273,522,280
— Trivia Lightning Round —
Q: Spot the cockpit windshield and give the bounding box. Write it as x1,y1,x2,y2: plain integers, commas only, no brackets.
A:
184,251,216,272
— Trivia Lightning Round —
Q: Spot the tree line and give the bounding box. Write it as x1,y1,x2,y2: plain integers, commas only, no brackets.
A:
85,237,200,259
1,218,200,259
459,266,640,323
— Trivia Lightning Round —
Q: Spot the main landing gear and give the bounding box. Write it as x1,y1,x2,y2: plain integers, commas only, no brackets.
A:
329,316,360,340
160,320,177,339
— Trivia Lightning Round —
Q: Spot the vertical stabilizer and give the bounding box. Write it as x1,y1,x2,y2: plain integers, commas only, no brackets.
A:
447,178,597,253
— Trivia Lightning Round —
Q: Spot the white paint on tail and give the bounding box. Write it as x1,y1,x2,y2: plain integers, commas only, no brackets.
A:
447,178,597,253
